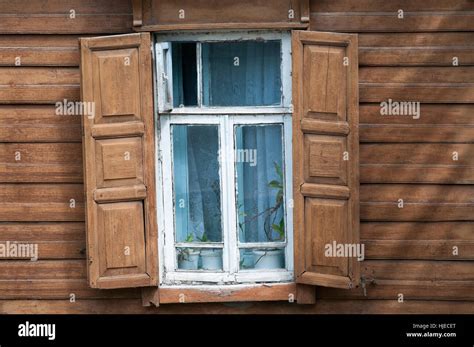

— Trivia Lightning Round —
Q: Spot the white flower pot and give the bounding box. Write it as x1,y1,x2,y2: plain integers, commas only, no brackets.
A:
240,250,255,269
200,249,223,270
252,249,284,269
178,250,200,270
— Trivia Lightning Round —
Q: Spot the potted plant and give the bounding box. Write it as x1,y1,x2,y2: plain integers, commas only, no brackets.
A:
197,233,223,270
238,162,286,269
177,233,199,270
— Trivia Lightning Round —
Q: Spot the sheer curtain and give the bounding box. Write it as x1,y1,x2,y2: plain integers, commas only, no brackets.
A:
236,125,284,243
202,41,281,106
173,125,222,243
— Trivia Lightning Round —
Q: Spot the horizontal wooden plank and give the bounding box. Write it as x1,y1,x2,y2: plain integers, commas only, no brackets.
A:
360,104,474,142
1,299,474,314
360,104,474,125
0,67,80,103
361,185,474,221
360,125,474,143
359,33,474,48
361,165,474,184
0,15,132,34
360,47,474,66
0,0,132,13
361,184,474,202
361,222,474,241
0,279,139,299
361,203,474,221
0,85,80,104
0,260,86,280
360,84,474,103
311,12,474,32
0,105,81,142
360,67,473,83
360,144,474,183
364,240,474,260
317,280,474,301
363,260,474,281
362,144,474,165
0,143,83,183
0,184,84,221
0,67,79,84
0,241,85,260
0,222,84,241
0,48,78,67
0,35,83,47
311,0,474,12
160,284,296,304
0,35,82,67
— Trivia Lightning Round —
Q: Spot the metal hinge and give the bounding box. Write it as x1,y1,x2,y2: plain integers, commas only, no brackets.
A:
360,275,376,297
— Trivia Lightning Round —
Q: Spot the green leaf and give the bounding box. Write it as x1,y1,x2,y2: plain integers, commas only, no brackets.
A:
274,161,283,180
268,180,282,189
271,223,281,232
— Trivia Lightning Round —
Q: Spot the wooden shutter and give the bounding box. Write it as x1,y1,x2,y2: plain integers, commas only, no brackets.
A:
80,33,158,289
292,31,360,299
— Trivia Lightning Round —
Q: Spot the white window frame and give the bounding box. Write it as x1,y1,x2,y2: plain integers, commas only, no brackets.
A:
155,31,292,114
154,31,293,286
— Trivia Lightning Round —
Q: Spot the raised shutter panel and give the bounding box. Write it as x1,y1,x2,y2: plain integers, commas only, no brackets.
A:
80,33,158,289
292,31,360,294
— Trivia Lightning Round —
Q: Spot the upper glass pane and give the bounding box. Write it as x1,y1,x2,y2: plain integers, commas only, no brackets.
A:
202,41,282,107
235,124,285,243
172,42,198,107
172,125,222,243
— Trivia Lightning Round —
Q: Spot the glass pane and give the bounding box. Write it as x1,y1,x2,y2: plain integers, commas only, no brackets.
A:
239,248,285,270
202,41,281,106
172,42,198,107
177,248,223,271
235,124,285,243
172,125,222,243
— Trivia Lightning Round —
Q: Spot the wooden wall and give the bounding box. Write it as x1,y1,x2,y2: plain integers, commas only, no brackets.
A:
0,0,473,313
311,0,474,308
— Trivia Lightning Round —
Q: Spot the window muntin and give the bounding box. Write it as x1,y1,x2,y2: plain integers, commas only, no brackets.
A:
156,32,293,285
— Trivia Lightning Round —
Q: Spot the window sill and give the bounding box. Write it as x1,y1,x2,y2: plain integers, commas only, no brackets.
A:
157,282,296,304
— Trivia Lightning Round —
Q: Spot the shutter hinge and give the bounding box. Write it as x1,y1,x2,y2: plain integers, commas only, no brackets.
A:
360,275,376,297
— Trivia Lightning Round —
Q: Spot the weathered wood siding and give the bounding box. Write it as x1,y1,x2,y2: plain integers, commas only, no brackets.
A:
0,0,472,313
311,0,474,307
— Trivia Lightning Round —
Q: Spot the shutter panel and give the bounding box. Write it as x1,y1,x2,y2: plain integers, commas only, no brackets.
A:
80,33,158,289
292,31,360,296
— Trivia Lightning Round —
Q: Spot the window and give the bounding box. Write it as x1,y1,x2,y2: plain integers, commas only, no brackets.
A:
156,32,293,285
79,31,360,305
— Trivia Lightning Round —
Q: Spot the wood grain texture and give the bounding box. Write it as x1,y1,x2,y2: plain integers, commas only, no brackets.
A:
0,67,80,104
317,280,474,300
0,0,472,313
311,0,474,12
0,299,473,314
0,35,81,67
138,0,309,31
0,184,84,221
0,0,132,34
311,13,474,33
292,31,359,298
80,33,158,290
360,104,474,143
360,185,474,221
0,106,81,143
0,279,140,299
0,143,83,183
360,143,474,184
